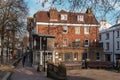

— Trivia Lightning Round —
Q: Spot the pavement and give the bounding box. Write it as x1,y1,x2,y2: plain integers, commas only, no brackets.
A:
67,69,120,80
10,61,53,80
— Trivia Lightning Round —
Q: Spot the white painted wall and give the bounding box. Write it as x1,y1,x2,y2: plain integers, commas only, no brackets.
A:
99,23,120,64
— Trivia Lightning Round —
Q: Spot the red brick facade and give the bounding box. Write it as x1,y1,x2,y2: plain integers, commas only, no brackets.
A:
32,7,104,64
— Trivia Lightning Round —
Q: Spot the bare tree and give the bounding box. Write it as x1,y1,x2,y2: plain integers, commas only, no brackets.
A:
0,0,28,64
37,0,120,24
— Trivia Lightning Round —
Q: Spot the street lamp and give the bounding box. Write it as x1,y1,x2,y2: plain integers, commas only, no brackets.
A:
42,36,47,72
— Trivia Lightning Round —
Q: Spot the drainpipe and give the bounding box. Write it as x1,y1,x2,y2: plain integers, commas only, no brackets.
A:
113,30,115,65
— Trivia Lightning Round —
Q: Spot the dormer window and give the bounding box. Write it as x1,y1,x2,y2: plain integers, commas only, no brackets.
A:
77,15,84,21
61,14,67,20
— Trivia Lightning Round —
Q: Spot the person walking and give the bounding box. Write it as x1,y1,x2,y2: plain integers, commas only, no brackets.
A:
117,59,120,72
22,55,26,67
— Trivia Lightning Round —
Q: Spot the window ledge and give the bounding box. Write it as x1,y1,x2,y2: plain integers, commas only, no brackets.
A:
116,49,120,50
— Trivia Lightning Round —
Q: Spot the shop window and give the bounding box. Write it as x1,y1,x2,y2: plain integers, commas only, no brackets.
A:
64,53,72,61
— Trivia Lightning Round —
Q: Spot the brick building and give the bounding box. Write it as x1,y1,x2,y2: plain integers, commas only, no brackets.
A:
29,7,104,65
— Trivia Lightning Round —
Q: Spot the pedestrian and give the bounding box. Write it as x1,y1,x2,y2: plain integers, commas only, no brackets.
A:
22,55,26,67
37,62,40,72
117,59,120,72
85,59,88,69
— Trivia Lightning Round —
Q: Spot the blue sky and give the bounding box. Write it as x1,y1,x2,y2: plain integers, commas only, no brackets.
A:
25,0,71,17
25,0,41,17
25,0,119,25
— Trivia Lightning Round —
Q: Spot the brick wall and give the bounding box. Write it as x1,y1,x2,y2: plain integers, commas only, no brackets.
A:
37,25,99,47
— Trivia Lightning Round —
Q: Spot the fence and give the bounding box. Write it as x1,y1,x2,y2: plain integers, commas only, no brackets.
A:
47,63,67,80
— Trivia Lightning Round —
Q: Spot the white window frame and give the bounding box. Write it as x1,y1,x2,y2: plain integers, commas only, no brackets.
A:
58,53,62,61
75,27,80,34
63,26,68,34
74,52,78,61
84,27,89,34
84,39,89,47
61,14,67,20
77,15,84,21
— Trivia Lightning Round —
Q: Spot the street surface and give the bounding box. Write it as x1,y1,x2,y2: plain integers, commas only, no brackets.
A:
10,59,120,80
67,69,120,80
10,61,52,80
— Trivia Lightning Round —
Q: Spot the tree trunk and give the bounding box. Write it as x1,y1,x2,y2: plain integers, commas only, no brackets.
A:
1,26,4,64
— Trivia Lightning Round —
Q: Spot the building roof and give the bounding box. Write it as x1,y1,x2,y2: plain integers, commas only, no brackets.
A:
100,23,120,33
34,8,99,25
99,19,112,32
110,23,120,28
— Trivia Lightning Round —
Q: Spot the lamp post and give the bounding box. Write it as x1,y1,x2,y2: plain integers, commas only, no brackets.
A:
29,26,33,67
42,36,47,72
43,45,46,72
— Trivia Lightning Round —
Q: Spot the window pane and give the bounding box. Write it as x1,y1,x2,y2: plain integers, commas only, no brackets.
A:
77,15,84,21
84,39,89,46
117,41,120,49
61,14,67,20
64,53,72,61
58,53,62,61
117,31,119,37
106,33,109,39
84,27,89,34
106,42,109,50
75,27,80,34
96,52,100,60
99,34,101,40
74,52,78,61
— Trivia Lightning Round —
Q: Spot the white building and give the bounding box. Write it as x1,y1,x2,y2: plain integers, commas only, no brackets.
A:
99,20,120,64
99,19,112,31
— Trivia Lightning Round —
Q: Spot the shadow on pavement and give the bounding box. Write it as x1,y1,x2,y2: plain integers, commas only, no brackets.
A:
67,76,94,80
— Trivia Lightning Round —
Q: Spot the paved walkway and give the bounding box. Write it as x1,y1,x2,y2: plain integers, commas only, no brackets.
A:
10,61,53,80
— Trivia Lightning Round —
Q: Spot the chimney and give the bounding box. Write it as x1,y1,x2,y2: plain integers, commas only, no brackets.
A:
101,19,106,25
86,7,93,14
49,7,58,21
